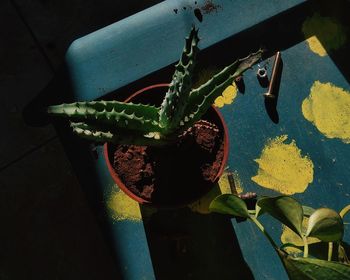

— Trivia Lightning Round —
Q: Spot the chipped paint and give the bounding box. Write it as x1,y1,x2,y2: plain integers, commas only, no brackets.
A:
302,13,346,56
214,85,238,108
188,171,243,214
251,135,314,195
107,188,142,221
281,218,320,254
302,81,350,144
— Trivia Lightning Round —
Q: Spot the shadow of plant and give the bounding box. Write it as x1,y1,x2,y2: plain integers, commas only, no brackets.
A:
141,204,254,280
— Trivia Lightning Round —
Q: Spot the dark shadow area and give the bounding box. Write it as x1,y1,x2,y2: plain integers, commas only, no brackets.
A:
141,203,254,280
264,58,283,124
192,1,313,77
10,0,166,72
257,69,269,89
23,65,73,127
308,0,350,84
50,119,126,279
340,242,350,263
264,96,279,124
234,76,246,94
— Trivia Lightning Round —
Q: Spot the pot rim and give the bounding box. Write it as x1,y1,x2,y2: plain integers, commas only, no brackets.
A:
103,83,229,206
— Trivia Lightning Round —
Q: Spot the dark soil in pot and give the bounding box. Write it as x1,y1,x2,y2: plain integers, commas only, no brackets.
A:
111,120,224,206
105,84,228,207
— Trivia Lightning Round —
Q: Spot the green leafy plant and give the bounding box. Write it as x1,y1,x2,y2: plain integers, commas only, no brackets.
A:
47,27,263,146
209,194,350,279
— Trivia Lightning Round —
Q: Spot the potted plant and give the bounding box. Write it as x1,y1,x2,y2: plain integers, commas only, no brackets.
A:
209,194,350,279
47,27,263,207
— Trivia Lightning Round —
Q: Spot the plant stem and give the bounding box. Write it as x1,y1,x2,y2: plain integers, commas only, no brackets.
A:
302,236,309,258
248,210,256,215
340,204,350,219
328,242,333,261
250,217,279,250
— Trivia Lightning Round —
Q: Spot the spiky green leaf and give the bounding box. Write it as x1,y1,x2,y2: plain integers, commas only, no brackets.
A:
48,101,161,133
70,122,168,146
159,26,200,134
179,50,263,131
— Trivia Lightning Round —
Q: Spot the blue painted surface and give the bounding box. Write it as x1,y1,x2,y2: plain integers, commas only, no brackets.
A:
59,0,350,279
94,146,156,280
66,0,306,101
222,39,350,279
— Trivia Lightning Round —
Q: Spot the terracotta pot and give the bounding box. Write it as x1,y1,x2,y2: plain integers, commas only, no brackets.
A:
104,84,229,207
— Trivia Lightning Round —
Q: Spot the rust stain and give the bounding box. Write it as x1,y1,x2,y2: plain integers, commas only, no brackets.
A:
201,0,221,14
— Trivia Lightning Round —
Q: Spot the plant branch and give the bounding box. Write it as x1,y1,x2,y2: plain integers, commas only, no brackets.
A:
340,204,350,219
302,236,309,258
328,242,333,261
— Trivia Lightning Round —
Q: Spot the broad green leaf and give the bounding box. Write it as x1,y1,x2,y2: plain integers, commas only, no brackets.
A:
303,205,316,217
257,196,303,237
280,242,303,252
282,255,350,280
209,194,250,218
306,208,344,242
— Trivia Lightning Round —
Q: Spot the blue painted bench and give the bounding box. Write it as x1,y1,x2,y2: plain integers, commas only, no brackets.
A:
56,1,350,279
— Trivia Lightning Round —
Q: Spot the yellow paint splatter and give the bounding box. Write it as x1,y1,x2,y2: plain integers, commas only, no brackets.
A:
188,170,244,214
217,171,233,194
233,172,244,194
281,218,320,254
214,96,225,108
305,36,328,57
214,85,238,108
302,13,346,56
107,189,142,221
302,81,350,144
251,135,314,195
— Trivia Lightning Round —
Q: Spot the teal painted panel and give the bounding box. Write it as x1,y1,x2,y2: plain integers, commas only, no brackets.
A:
224,38,350,279
93,145,156,280
65,0,306,101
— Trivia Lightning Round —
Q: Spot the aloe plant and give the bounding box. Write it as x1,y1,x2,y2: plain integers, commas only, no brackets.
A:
48,27,263,145
209,194,350,279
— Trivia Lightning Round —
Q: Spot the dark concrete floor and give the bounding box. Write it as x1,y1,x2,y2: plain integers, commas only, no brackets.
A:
0,1,162,279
